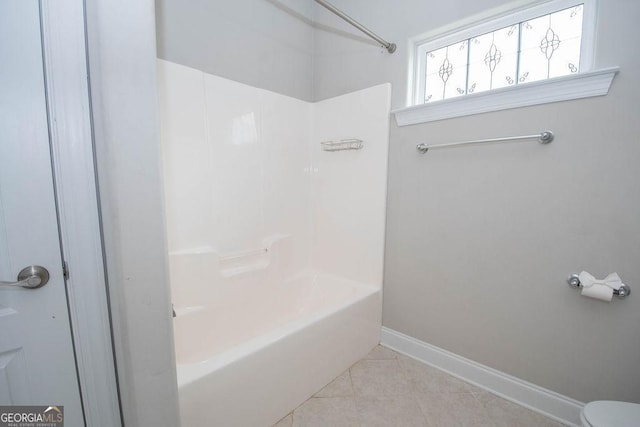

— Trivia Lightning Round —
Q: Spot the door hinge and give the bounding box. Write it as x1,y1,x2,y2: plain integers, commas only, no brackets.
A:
62,261,69,280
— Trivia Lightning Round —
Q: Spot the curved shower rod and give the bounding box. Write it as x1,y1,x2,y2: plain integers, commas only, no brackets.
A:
314,0,396,53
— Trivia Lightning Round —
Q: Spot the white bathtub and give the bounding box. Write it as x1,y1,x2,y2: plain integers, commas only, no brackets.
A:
159,69,390,425
174,270,381,427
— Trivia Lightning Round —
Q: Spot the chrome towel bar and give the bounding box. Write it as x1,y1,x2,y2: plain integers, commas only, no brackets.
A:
416,131,553,154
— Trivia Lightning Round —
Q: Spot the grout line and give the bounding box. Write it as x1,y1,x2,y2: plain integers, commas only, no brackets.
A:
347,366,356,397
348,364,364,423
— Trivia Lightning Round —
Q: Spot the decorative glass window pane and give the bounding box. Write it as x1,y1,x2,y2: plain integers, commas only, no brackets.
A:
548,5,583,77
519,6,583,83
424,46,447,102
446,42,469,99
468,25,519,94
415,1,590,105
519,16,550,83
425,42,468,102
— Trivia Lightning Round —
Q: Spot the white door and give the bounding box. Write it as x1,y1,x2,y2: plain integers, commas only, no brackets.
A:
0,1,84,425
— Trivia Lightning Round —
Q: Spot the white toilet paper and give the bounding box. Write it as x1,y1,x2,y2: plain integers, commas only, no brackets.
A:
581,283,613,302
578,271,623,302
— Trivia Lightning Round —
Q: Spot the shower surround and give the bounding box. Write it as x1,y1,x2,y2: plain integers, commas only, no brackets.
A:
157,59,390,426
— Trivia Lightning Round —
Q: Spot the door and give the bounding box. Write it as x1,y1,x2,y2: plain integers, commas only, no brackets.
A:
0,1,84,425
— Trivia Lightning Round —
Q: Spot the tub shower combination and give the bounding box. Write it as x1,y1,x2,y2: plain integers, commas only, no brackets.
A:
158,59,391,426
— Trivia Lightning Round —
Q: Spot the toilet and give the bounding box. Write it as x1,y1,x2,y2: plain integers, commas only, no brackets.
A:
580,401,640,427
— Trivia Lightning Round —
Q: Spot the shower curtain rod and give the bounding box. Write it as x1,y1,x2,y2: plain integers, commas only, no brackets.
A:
314,0,396,53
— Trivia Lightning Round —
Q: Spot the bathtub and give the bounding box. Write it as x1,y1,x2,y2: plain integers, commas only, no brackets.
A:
159,67,390,425
174,269,381,427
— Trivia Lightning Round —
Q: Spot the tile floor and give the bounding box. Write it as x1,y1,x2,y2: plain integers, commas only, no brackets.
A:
272,346,565,427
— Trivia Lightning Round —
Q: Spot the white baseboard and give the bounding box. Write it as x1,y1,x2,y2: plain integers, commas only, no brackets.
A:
380,327,583,427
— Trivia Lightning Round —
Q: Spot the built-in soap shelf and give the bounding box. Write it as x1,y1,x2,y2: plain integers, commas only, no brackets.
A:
218,234,289,278
169,246,214,255
320,138,363,151
218,247,269,263
168,234,290,278
173,305,204,317
219,251,270,278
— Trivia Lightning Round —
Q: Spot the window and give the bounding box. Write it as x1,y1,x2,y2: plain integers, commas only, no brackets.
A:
411,0,596,105
396,0,616,125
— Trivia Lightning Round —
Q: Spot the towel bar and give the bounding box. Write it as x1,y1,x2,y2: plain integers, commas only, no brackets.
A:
416,131,553,153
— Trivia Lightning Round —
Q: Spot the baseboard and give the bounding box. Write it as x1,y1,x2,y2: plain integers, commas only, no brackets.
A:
380,327,583,427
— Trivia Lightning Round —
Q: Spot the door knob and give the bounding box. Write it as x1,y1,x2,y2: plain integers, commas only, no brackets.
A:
0,265,50,289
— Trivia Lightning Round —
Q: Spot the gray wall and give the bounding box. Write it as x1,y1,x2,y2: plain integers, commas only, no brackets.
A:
156,0,315,101
315,0,640,403
155,0,640,403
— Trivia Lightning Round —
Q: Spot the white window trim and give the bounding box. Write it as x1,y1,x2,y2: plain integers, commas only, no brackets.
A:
397,0,617,125
394,66,617,126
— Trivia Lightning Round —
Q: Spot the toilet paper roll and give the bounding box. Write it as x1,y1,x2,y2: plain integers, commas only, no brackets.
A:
581,283,613,302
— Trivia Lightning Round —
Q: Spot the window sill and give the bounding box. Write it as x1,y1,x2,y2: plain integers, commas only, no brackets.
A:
393,67,619,126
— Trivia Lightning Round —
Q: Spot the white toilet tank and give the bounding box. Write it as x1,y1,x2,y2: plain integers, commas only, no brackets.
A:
581,401,640,427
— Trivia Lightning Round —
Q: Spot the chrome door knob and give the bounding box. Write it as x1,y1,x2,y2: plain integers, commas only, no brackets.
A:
0,265,50,289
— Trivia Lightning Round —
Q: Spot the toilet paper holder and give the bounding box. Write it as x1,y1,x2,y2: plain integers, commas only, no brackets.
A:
567,274,631,298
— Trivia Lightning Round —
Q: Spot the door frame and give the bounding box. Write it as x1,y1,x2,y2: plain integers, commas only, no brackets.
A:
40,0,121,425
